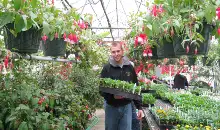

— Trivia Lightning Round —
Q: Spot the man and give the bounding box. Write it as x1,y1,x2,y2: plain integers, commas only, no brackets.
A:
173,73,189,90
100,42,143,130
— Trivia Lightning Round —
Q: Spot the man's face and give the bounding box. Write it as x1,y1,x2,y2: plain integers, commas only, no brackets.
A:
111,44,124,63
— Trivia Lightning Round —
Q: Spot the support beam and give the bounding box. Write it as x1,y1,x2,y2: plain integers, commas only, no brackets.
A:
99,0,114,41
89,27,130,29
12,54,79,63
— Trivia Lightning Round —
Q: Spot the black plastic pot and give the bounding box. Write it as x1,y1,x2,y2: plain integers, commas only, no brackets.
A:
41,39,66,56
4,23,42,53
173,22,213,56
151,39,176,59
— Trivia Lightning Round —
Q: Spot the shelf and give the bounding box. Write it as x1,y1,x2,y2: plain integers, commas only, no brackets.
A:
142,99,174,130
142,107,160,130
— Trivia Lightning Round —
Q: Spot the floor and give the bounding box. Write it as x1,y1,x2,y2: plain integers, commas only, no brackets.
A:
91,109,105,130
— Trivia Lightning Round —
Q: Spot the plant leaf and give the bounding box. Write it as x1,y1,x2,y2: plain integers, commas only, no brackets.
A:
0,12,14,28
3,0,8,7
30,0,37,8
43,21,51,35
18,121,28,130
15,14,25,33
13,0,23,11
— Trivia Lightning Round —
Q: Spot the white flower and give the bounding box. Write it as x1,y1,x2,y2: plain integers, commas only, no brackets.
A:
67,54,75,60
148,52,152,57
92,65,100,71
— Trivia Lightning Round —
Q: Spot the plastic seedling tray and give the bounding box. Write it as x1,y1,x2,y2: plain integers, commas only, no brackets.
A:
99,87,141,100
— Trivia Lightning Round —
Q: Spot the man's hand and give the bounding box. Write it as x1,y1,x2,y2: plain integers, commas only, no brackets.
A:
137,110,144,120
114,95,124,99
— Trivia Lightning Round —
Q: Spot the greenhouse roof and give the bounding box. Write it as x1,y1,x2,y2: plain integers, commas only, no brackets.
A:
55,0,151,41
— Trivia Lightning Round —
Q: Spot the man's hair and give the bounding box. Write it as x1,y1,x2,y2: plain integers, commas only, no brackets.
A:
111,42,123,50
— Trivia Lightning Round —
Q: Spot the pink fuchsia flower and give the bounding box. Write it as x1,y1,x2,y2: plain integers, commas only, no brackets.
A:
216,7,220,20
218,28,220,35
143,45,152,57
152,5,158,17
4,56,9,68
151,75,157,80
65,33,79,44
63,33,66,39
158,5,164,13
151,5,164,17
54,32,58,39
186,45,189,53
78,20,88,29
134,34,147,47
194,47,198,55
42,35,48,44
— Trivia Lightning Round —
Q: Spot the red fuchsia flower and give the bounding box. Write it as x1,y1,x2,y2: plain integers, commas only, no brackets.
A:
63,33,66,39
151,75,157,80
158,5,164,13
217,28,220,35
143,49,148,57
65,33,79,44
186,45,189,53
143,45,152,57
216,7,220,20
194,47,198,55
134,34,147,47
152,5,158,16
4,56,9,68
38,97,45,105
135,63,144,74
85,105,89,109
147,63,154,69
78,20,88,29
151,5,164,17
54,32,58,39
42,35,48,43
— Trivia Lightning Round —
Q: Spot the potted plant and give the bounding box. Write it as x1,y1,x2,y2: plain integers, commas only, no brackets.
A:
0,0,51,53
127,0,218,61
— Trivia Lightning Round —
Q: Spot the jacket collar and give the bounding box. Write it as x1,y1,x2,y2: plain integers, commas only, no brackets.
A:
109,56,130,67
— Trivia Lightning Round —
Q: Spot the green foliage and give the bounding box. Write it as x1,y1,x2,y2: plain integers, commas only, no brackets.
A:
142,93,156,104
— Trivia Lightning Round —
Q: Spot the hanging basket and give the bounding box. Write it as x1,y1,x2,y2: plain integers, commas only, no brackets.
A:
41,39,66,56
4,23,42,54
173,23,213,56
151,39,176,59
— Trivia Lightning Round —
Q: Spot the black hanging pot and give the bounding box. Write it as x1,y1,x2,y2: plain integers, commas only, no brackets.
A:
4,23,42,54
152,39,176,59
173,22,213,56
41,38,66,56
